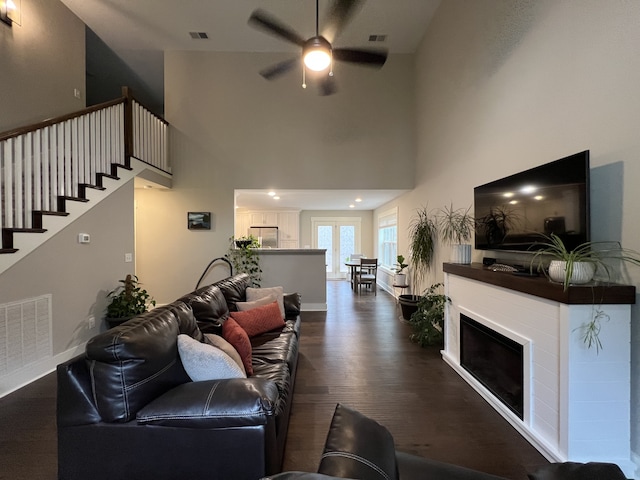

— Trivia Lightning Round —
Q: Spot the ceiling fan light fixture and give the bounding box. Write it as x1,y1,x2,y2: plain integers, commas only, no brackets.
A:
303,37,332,72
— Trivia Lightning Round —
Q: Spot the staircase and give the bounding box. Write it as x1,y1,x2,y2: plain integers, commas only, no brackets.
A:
0,87,170,275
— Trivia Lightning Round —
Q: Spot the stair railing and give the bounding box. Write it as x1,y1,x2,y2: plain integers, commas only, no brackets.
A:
0,86,168,231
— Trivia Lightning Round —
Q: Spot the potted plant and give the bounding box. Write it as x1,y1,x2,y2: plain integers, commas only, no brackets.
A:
530,233,640,350
399,206,438,320
437,203,475,264
394,254,409,286
408,283,450,347
106,274,156,328
225,235,262,287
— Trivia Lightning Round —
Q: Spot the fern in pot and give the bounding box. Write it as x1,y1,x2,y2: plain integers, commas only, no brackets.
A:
437,203,475,264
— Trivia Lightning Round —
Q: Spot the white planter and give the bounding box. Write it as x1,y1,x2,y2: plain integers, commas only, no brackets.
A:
450,244,472,264
394,273,408,286
548,260,595,285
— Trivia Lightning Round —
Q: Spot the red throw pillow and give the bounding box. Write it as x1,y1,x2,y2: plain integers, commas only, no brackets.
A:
230,301,285,338
221,317,253,376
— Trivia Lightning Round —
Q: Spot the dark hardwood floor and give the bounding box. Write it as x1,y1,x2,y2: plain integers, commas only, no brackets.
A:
0,280,548,480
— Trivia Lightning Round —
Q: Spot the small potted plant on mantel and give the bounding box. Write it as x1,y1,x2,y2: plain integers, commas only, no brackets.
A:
530,233,640,350
394,254,409,286
105,274,156,329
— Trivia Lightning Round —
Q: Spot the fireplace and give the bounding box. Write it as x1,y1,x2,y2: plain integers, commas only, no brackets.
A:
460,314,524,419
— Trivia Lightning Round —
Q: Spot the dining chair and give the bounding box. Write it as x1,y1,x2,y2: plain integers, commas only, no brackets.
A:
355,258,378,295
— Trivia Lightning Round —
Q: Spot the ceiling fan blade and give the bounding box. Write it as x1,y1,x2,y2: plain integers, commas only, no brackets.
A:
319,75,338,96
248,9,306,47
259,57,300,81
333,48,388,67
321,0,364,43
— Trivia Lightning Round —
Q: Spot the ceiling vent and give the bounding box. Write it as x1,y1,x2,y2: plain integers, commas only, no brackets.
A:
189,32,209,39
368,34,387,42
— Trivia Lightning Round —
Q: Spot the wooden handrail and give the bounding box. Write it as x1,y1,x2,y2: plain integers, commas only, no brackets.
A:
0,89,168,142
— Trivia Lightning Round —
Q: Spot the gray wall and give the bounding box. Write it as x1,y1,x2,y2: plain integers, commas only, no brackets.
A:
136,51,415,302
376,0,640,467
0,0,85,132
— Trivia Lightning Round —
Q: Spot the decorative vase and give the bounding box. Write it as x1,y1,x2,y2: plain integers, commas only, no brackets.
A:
450,244,472,264
548,260,595,285
394,273,408,286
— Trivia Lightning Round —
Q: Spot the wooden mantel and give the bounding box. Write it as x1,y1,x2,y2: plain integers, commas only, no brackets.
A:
443,262,636,305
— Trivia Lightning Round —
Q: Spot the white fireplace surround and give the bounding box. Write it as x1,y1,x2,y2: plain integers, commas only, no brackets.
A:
443,270,635,479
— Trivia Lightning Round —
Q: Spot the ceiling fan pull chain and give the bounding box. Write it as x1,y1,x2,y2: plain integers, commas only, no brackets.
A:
302,66,307,89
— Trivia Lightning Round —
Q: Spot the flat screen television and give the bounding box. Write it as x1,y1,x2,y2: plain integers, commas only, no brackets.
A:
474,150,590,252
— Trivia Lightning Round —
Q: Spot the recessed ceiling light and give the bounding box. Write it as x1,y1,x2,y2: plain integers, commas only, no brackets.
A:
273,196,280,200
349,204,355,208
268,191,276,196
355,198,362,202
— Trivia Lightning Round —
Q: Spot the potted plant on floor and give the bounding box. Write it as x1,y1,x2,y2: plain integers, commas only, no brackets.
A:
437,203,475,264
399,206,438,321
530,233,640,350
105,274,156,328
226,235,262,287
408,283,450,347
394,254,409,286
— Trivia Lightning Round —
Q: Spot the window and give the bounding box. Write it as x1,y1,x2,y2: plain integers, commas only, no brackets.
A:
378,208,397,270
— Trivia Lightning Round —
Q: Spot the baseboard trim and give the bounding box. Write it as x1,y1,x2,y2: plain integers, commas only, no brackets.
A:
301,302,327,311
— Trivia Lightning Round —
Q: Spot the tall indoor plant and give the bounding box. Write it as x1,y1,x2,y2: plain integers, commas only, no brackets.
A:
399,206,437,320
437,203,475,264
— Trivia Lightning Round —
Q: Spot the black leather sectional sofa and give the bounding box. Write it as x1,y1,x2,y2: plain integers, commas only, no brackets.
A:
57,274,300,480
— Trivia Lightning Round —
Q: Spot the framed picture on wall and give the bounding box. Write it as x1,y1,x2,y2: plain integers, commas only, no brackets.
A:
187,212,211,230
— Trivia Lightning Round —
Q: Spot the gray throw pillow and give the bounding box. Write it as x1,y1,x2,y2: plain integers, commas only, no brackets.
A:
177,334,246,381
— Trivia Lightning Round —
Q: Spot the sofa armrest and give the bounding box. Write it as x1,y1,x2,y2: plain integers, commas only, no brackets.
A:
57,354,102,427
136,377,279,428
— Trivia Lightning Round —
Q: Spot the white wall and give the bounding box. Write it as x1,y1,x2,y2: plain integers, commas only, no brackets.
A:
376,0,640,470
136,51,415,303
0,0,85,132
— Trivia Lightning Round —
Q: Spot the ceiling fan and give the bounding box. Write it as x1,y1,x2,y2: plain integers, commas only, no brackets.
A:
248,0,388,95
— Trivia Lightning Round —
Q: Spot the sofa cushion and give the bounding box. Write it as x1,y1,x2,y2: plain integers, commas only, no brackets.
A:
136,378,279,428
222,317,253,376
203,333,246,375
177,334,246,381
252,332,299,372
85,304,193,423
527,462,627,480
247,286,285,318
230,301,285,337
251,362,291,417
178,284,229,334
319,404,398,480
284,292,301,319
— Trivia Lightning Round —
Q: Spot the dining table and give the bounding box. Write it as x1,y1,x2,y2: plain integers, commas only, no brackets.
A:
344,260,362,291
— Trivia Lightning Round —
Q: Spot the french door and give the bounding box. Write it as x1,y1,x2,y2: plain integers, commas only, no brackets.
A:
311,217,361,279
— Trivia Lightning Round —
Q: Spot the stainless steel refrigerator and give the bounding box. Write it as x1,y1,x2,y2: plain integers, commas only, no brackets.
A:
248,226,279,248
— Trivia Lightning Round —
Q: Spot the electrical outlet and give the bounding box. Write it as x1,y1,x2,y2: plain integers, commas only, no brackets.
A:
87,316,95,329
125,253,133,262
74,88,81,99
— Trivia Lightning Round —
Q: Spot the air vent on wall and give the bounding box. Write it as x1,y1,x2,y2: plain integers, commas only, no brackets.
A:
189,31,209,39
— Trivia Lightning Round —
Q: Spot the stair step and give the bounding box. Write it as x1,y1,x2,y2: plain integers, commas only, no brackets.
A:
2,228,47,250
57,196,90,212
32,210,70,229
78,183,106,198
0,248,19,254
96,172,119,188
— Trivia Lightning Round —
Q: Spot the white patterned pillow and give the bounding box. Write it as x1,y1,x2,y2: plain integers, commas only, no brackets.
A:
246,286,285,318
177,334,246,381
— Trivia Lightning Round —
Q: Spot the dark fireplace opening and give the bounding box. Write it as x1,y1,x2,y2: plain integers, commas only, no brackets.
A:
460,314,524,419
